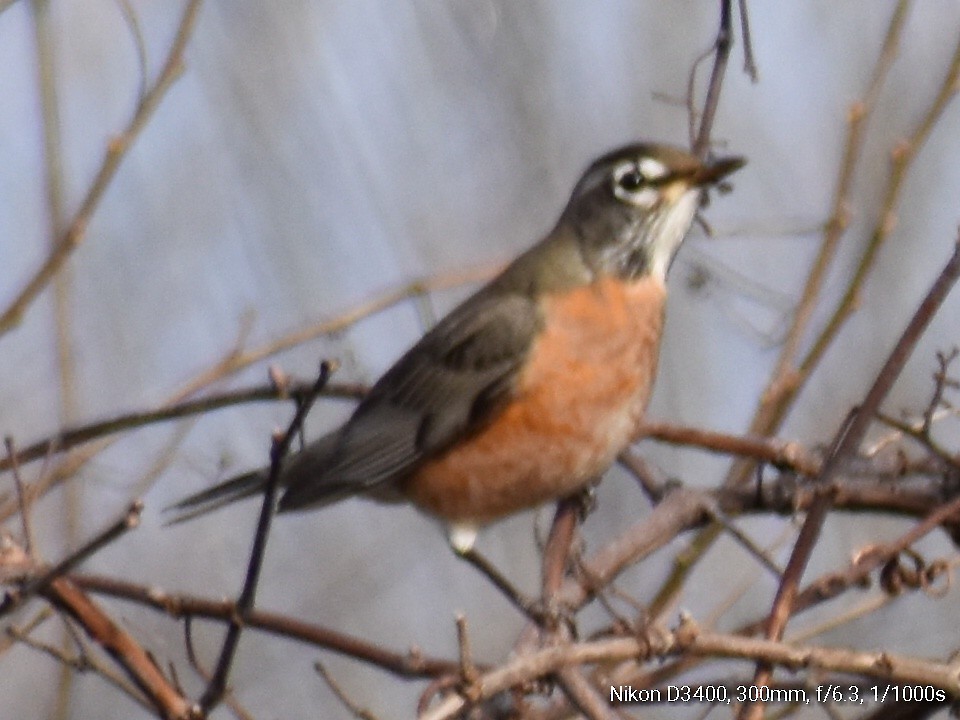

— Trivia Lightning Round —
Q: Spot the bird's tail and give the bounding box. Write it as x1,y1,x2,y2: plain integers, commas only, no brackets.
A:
164,468,268,524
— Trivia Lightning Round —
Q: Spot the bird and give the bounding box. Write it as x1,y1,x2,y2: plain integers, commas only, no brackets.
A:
169,142,744,553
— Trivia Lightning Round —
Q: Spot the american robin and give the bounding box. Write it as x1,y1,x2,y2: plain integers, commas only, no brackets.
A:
170,143,744,552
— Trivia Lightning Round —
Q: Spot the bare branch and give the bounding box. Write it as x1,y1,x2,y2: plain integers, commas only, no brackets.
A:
745,237,960,719
0,0,205,336
199,361,334,711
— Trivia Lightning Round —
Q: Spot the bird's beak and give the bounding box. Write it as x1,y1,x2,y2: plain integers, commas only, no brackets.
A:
690,155,746,186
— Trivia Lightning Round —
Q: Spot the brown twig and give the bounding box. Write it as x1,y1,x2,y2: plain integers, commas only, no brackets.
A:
922,347,960,435
552,464,959,618
728,0,911,490
115,0,149,102
44,577,196,719
0,264,496,522
174,263,501,401
744,237,960,719
0,501,143,617
30,7,84,712
617,449,667,502
4,436,35,555
69,573,462,678
736,0,758,81
797,30,960,391
541,496,582,602
652,0,920,626
0,606,53,657
639,422,821,476
458,546,541,621
8,614,156,715
781,491,960,626
876,410,959,469
315,662,380,720
0,380,366,475
692,0,733,158
199,360,334,711
0,0,204,336
421,616,960,720
455,614,479,686
554,667,619,720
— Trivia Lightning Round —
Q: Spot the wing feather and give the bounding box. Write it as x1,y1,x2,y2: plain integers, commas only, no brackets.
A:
278,290,541,509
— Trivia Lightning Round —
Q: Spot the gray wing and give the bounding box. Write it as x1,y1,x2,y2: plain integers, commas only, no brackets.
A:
278,290,541,510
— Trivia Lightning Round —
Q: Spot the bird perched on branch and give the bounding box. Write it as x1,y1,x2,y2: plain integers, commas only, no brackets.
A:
170,143,744,552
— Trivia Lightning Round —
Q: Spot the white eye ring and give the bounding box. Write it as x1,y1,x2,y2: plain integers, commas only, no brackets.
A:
638,157,668,181
613,161,658,207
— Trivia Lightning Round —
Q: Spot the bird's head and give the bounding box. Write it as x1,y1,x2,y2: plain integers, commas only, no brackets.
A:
563,143,744,282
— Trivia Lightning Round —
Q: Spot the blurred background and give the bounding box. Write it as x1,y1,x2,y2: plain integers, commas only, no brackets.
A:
1,1,959,717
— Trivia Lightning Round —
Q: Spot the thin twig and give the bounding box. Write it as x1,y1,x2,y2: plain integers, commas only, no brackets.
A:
455,614,479,685
315,662,380,720
458,547,541,621
701,503,784,580
541,496,582,602
26,2,78,708
922,347,959,435
0,264,496,521
652,0,915,624
737,0,758,81
0,606,53,657
618,449,667,502
0,380,365,475
743,238,960,720
639,422,821,476
798,30,960,386
0,0,205,336
0,501,143,617
555,667,619,720
692,0,733,157
182,631,256,720
115,0,149,102
729,0,912,488
69,572,463,678
199,361,334,711
8,616,156,714
4,437,35,556
876,410,959,468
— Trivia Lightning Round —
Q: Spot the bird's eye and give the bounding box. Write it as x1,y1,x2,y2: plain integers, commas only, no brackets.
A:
616,167,645,192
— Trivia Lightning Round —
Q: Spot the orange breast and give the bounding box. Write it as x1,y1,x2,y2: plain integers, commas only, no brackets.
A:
402,275,667,524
